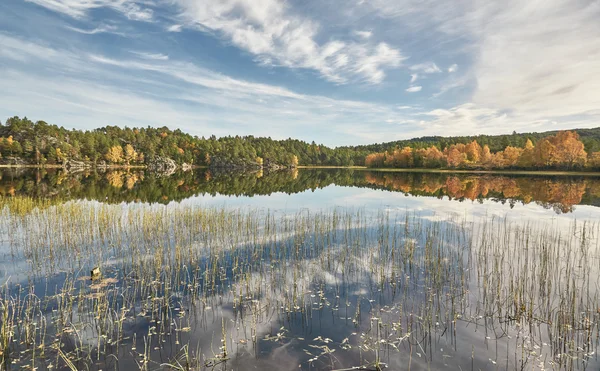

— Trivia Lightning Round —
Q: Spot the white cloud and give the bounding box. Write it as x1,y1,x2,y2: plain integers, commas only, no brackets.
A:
66,24,122,35
406,86,422,92
366,0,600,122
409,62,441,74
174,0,405,84
354,30,372,39
167,24,183,32
470,0,600,118
410,73,418,83
25,0,153,21
131,51,169,60
410,102,600,138
448,64,458,73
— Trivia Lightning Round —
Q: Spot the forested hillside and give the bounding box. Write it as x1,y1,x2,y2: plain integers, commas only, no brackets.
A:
1,116,600,170
364,131,600,170
345,128,600,154
0,116,358,167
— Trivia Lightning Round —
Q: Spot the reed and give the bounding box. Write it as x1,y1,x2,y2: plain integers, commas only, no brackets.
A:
0,196,598,370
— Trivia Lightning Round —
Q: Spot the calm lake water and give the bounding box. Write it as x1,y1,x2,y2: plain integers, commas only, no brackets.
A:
0,168,599,370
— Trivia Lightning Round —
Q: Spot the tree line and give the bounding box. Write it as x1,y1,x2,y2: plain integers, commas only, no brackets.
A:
365,131,600,170
0,117,359,167
2,116,600,170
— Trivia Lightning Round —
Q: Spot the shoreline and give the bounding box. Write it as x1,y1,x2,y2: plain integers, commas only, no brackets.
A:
3,164,600,176
0,165,210,170
298,165,600,176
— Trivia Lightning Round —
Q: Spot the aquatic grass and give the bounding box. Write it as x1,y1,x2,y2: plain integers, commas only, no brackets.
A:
0,197,598,369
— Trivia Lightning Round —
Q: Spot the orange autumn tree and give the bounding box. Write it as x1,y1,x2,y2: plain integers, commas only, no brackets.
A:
464,140,482,163
384,147,414,168
533,131,586,168
551,131,587,168
365,152,386,168
501,146,524,167
480,145,493,167
416,146,445,168
363,130,589,170
444,145,467,167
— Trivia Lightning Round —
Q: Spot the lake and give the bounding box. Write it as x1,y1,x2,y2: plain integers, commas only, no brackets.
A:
0,168,599,370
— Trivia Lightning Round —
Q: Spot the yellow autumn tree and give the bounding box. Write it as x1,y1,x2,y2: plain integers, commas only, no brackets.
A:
502,146,524,167
465,140,482,163
480,145,493,167
534,139,556,167
105,145,124,164
517,139,535,168
124,144,137,165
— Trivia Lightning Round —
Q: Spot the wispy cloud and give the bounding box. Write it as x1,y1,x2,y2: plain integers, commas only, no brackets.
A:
448,64,458,73
365,0,600,121
130,51,169,60
410,62,441,74
174,0,405,84
66,24,123,35
25,0,153,21
0,33,415,144
470,0,600,118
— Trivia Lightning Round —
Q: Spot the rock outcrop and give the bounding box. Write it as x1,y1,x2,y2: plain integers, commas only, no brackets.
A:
65,160,92,171
263,159,288,171
147,156,177,175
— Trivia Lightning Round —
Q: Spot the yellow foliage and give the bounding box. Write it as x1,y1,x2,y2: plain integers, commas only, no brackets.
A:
105,146,124,163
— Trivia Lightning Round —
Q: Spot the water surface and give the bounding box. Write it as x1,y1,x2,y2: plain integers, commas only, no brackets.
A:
0,168,599,370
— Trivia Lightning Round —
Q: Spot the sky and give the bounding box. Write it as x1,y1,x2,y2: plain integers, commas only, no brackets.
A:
0,0,599,146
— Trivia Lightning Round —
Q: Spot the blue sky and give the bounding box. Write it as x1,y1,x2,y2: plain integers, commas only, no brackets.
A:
1,0,599,146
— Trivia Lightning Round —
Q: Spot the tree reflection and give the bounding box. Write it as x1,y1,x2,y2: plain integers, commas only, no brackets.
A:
0,168,598,213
